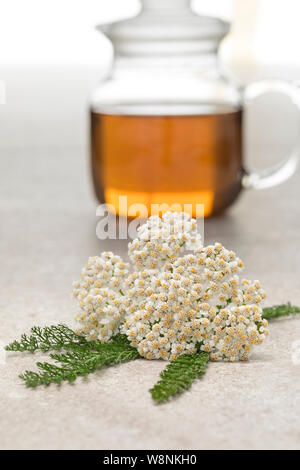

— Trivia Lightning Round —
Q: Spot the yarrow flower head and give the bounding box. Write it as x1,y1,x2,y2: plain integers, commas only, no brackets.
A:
73,252,129,342
128,212,201,271
73,214,268,361
122,244,268,361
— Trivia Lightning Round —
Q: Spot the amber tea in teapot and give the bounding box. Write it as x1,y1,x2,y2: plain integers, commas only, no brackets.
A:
91,104,243,217
90,0,299,218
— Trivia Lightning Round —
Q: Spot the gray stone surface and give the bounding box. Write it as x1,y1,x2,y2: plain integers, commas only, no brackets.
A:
0,146,300,450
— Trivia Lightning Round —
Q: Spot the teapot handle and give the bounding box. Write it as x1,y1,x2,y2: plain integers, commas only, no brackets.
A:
242,80,300,190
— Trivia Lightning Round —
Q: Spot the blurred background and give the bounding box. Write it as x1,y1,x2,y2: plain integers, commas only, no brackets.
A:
0,0,299,162
1,1,300,451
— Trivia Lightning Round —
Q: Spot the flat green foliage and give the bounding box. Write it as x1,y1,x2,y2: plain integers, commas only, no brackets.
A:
149,352,209,403
6,326,139,387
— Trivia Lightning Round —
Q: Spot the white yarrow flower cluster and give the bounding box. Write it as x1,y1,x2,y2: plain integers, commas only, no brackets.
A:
73,213,268,361
73,252,129,342
128,212,201,270
122,244,268,361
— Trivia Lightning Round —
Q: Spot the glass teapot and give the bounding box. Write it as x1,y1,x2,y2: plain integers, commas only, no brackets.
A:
90,0,299,218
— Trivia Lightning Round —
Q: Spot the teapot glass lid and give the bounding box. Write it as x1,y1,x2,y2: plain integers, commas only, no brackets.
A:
98,0,230,56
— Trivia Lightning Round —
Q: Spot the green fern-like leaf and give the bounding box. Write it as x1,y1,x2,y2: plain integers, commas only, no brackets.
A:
5,324,88,353
263,303,300,321
6,302,300,394
20,345,139,388
6,325,139,387
150,352,209,404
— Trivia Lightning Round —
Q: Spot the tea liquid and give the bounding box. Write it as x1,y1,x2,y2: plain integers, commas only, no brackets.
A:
91,104,243,217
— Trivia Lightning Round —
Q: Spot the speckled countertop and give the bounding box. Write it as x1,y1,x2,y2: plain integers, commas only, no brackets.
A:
0,143,300,450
